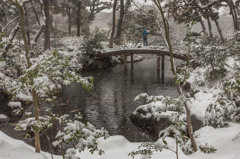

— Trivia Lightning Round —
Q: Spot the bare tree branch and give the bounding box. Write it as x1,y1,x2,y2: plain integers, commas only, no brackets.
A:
2,24,20,57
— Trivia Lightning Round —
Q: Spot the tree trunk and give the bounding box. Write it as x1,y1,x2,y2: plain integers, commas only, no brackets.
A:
89,0,95,20
13,0,41,152
24,4,30,44
214,19,224,41
33,25,45,46
33,90,41,153
116,0,124,40
67,7,72,35
0,24,2,33
207,18,213,37
227,0,239,31
153,0,198,152
30,1,41,25
77,1,81,37
42,0,51,50
199,18,207,35
109,0,117,48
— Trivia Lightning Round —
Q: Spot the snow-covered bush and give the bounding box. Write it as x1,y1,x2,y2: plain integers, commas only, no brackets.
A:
191,37,240,81
223,77,240,101
205,97,236,127
14,112,53,138
53,112,109,159
233,108,240,123
193,37,226,66
128,142,163,158
15,109,109,159
15,50,93,100
81,32,104,58
199,143,217,153
132,93,195,157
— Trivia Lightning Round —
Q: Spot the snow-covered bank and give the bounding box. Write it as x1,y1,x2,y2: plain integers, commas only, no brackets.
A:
0,131,61,159
1,123,240,159
191,124,240,159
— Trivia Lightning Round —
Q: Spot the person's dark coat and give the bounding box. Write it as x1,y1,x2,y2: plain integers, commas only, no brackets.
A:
142,29,148,38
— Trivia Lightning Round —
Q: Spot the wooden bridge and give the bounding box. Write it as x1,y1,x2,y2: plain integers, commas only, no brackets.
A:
97,46,189,70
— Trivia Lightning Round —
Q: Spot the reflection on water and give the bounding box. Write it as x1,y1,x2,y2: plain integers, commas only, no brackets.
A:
56,55,179,142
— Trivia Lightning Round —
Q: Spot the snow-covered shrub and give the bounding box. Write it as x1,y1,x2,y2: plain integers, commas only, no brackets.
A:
134,93,187,113
81,32,104,58
205,97,236,127
181,140,195,155
132,93,196,157
199,143,217,153
233,108,240,123
192,37,227,69
14,114,53,137
128,142,163,158
223,77,240,101
16,50,93,100
191,37,240,81
53,112,109,159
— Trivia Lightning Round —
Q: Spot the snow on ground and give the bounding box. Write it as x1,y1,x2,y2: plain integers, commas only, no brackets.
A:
188,89,220,118
76,136,189,159
190,123,240,159
0,131,61,159
1,123,240,159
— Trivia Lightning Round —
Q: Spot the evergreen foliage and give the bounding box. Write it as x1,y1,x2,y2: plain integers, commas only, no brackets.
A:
81,32,104,57
205,97,236,128
199,143,217,154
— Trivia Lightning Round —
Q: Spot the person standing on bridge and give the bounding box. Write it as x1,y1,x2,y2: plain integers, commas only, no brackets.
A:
142,29,149,46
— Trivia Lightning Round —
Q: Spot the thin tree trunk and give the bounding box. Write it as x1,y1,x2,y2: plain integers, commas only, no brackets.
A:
24,4,31,44
199,18,207,35
67,7,72,35
30,1,41,25
11,0,41,152
33,90,41,153
89,0,95,20
227,0,239,30
0,24,3,33
153,0,198,152
77,1,81,37
33,25,45,45
42,0,51,50
207,18,213,37
214,19,224,41
116,0,124,40
109,0,117,48
176,138,179,159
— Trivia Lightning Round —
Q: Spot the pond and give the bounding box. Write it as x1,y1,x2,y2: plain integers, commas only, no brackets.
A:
54,55,180,142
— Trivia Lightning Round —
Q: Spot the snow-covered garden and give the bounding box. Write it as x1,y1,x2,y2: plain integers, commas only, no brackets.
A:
1,0,240,159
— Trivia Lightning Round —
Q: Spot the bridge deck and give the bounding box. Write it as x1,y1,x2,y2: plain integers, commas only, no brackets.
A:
98,49,189,60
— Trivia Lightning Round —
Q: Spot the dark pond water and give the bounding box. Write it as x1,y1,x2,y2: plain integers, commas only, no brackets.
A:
53,55,180,142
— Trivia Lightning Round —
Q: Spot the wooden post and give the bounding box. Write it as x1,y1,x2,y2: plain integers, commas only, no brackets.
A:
157,56,160,70
157,68,160,84
124,55,127,70
131,70,134,84
161,55,165,83
131,54,134,71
